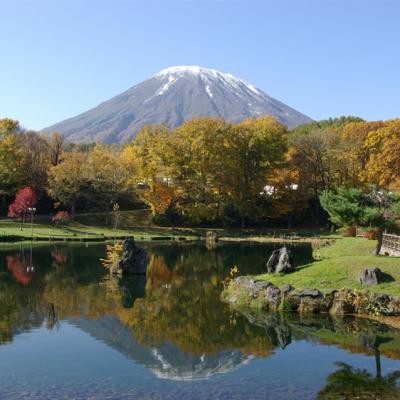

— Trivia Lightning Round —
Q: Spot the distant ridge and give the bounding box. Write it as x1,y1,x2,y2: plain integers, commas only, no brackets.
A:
43,66,312,143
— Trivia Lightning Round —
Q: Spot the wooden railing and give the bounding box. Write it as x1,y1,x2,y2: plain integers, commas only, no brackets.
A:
382,233,400,252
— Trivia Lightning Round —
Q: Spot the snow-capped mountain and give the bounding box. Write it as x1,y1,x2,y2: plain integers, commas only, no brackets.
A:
43,66,312,143
68,316,249,381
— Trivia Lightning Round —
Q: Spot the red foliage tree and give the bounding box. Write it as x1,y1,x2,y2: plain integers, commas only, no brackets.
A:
7,187,37,230
52,210,70,226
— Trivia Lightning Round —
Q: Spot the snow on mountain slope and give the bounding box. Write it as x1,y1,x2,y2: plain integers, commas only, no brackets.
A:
43,66,312,143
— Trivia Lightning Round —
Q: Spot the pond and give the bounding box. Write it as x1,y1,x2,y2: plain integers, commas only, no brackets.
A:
0,242,399,399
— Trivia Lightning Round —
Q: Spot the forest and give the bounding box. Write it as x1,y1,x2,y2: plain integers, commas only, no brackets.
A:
1,115,400,229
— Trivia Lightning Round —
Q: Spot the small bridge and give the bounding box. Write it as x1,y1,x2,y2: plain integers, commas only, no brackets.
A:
380,233,400,257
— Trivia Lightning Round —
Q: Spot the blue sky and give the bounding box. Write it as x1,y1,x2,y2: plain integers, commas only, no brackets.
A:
1,0,399,130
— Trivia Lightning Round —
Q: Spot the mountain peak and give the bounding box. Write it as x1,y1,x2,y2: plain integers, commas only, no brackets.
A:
155,65,221,77
154,66,261,95
43,67,312,143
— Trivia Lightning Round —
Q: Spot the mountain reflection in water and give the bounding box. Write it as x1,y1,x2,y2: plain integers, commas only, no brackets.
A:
0,242,399,399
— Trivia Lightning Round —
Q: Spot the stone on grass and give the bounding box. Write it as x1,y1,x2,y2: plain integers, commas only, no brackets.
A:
266,247,295,274
358,268,383,285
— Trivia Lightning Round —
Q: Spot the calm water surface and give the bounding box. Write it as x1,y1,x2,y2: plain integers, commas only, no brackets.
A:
0,242,399,399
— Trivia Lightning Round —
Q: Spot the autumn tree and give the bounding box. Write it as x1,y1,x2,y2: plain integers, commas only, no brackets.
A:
122,124,172,215
7,187,37,230
364,119,400,190
87,144,128,224
47,132,65,166
52,210,70,227
267,148,313,227
339,120,385,188
48,151,90,217
164,118,230,223
0,119,23,213
17,131,51,194
222,117,288,227
291,129,337,194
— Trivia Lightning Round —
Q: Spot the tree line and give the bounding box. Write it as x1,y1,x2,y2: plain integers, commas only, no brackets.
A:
1,115,399,228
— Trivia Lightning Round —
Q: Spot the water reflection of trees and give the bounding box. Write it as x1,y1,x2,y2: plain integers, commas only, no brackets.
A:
317,332,400,399
318,362,400,399
122,251,275,356
1,243,400,369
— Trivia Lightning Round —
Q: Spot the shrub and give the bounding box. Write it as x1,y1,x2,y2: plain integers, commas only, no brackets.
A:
52,211,70,226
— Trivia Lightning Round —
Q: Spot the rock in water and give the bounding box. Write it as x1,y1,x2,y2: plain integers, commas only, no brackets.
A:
358,268,382,285
266,247,295,274
118,238,147,274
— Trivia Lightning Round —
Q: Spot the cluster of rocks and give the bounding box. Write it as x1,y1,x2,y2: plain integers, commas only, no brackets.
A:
223,276,400,316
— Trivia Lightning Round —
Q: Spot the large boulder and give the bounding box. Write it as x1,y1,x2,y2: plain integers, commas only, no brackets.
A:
329,289,356,315
264,285,281,311
266,247,295,274
118,238,147,274
358,268,383,285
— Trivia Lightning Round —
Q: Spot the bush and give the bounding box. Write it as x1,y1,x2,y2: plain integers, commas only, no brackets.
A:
52,211,70,226
151,203,181,226
364,229,380,240
341,226,356,237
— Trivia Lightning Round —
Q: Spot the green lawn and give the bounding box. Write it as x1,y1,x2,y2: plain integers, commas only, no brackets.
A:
257,237,400,296
0,210,200,242
0,209,330,243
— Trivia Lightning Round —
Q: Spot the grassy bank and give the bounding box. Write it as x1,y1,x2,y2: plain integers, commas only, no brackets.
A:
0,210,329,243
254,237,400,296
0,211,200,242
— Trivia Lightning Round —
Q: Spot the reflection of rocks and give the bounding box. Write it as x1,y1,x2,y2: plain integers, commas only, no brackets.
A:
119,275,146,308
68,316,249,381
266,247,295,274
231,309,400,361
244,312,292,349
119,239,147,274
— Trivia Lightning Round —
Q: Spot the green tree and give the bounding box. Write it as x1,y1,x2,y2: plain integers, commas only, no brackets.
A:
318,362,400,400
320,187,400,253
319,187,367,228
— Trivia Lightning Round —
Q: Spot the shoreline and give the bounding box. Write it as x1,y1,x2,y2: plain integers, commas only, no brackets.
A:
222,276,400,319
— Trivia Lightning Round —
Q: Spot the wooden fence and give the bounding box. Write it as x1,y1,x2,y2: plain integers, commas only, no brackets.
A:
381,233,400,257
